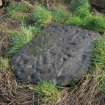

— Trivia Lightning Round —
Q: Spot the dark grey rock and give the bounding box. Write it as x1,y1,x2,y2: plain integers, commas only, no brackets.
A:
11,25,100,86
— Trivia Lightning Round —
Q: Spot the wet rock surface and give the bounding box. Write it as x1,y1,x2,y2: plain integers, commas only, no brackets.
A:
11,25,100,86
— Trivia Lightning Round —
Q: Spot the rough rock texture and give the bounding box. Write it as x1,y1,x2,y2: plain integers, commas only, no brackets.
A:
11,25,100,86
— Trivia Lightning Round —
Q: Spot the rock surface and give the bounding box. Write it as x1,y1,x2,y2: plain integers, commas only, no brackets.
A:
11,25,100,86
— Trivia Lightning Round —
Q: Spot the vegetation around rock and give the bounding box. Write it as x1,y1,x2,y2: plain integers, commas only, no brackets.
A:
31,5,52,27
1,0,105,105
34,81,61,104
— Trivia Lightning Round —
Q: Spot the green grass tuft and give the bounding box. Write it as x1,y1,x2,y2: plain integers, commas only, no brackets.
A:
52,6,70,24
6,3,31,22
34,81,61,104
65,16,82,26
91,38,105,70
65,15,105,33
70,0,90,14
0,57,9,71
98,74,105,93
8,24,40,55
31,5,52,27
83,15,105,33
64,0,105,32
89,38,105,94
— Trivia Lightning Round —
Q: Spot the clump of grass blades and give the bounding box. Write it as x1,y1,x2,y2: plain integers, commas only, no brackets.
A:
0,57,9,71
64,0,72,3
8,24,40,55
83,15,105,33
65,0,90,26
34,81,61,104
65,0,105,33
65,15,105,33
88,36,105,94
91,38,105,70
97,72,105,93
6,3,31,22
52,5,70,24
65,16,82,26
70,0,90,16
31,5,52,27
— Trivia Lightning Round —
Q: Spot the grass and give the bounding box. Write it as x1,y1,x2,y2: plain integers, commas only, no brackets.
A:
70,0,90,14
31,5,52,27
3,0,105,97
52,5,70,24
73,5,91,18
6,2,31,22
0,57,9,71
65,14,105,33
6,1,105,33
83,15,105,33
90,38,105,93
97,72,105,93
64,0,72,3
8,24,40,55
64,0,105,32
91,38,105,70
65,16,82,26
34,81,61,104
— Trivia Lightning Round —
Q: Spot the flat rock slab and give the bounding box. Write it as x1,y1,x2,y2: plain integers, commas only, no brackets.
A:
11,25,100,86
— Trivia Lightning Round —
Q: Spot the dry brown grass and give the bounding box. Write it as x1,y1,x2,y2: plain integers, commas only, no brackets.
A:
57,74,105,105
0,31,10,56
0,71,17,105
0,71,38,105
